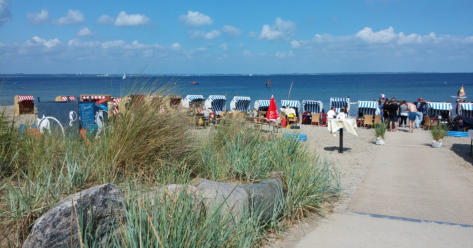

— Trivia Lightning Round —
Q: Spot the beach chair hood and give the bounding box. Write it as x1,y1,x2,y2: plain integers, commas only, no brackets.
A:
358,101,379,116
427,102,452,117
230,96,251,112
205,95,226,113
458,102,473,118
302,100,323,113
281,100,301,109
254,100,270,110
182,95,205,108
330,97,350,112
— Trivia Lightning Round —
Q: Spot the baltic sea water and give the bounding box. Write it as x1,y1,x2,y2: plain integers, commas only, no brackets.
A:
1,73,472,114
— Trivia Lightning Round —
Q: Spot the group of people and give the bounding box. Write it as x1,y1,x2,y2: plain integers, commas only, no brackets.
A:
378,98,423,133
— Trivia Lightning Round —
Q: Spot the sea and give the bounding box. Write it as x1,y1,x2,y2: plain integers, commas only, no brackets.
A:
1,73,473,115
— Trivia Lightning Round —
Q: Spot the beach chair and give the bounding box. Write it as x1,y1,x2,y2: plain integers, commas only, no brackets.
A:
230,96,251,112
423,115,432,130
311,113,321,125
14,95,35,116
182,95,205,108
363,115,374,128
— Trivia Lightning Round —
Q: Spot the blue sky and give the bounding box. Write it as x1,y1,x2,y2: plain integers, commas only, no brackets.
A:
0,0,472,74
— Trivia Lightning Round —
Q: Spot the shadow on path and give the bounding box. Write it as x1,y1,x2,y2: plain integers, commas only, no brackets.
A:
450,143,473,165
324,146,352,152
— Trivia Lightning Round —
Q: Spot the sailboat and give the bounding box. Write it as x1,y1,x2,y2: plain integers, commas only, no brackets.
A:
122,73,127,80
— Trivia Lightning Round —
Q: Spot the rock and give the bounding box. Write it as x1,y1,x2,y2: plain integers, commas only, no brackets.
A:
23,184,125,248
193,179,249,220
142,184,199,205
240,176,284,222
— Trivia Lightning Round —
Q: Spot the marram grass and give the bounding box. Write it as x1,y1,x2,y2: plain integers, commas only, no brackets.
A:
0,96,339,247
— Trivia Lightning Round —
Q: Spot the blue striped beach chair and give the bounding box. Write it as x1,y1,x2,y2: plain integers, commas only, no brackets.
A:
254,100,270,111
281,100,301,115
302,100,323,114
427,102,452,125
230,96,251,112
459,102,473,119
330,97,350,113
205,95,226,114
182,95,205,108
358,101,378,117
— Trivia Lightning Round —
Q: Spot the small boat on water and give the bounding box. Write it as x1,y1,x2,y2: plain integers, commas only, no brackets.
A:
122,73,127,80
192,81,199,85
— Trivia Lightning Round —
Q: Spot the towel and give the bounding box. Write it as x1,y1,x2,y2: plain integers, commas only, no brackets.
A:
327,119,358,136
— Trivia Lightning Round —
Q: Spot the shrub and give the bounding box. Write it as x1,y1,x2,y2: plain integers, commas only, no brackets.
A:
199,122,340,222
374,123,386,138
431,125,447,141
97,94,198,182
0,111,18,177
106,188,262,248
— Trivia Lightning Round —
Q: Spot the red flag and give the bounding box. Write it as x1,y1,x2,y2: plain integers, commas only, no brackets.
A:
266,95,279,121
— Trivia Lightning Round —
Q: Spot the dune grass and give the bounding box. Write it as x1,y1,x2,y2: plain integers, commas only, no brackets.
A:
199,122,340,221
0,96,339,247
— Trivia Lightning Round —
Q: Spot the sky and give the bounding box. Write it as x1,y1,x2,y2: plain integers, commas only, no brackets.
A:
0,0,472,74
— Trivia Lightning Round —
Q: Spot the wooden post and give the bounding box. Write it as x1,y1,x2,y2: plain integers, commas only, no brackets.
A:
339,128,344,153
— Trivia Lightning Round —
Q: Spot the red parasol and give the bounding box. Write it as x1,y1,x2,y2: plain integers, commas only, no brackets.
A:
266,95,279,121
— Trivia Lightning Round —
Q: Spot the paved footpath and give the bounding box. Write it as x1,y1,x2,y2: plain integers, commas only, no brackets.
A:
294,130,473,248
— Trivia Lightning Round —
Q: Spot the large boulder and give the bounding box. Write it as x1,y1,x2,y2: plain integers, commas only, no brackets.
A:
240,176,284,222
193,179,249,220
23,184,125,248
141,184,199,206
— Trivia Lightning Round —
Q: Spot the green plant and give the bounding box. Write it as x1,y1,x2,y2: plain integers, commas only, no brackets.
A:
431,125,447,141
110,187,262,248
0,111,19,178
374,123,386,138
199,122,340,221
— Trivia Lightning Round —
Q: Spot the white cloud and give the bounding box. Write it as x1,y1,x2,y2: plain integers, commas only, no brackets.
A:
397,32,423,45
465,36,473,44
97,14,114,24
77,27,93,37
26,36,61,48
259,17,296,41
68,39,100,48
220,43,228,51
222,25,242,37
102,40,126,49
0,0,11,26
356,27,440,45
275,50,294,58
243,49,252,56
27,9,49,24
290,40,301,48
189,30,220,40
179,11,212,27
356,26,396,43
54,10,84,25
114,11,150,27
171,42,181,49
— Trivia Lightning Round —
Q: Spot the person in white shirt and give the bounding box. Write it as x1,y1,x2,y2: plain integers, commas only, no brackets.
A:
336,107,348,119
327,107,336,119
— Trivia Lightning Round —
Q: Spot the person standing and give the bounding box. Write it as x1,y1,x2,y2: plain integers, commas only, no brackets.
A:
399,100,409,127
327,107,336,119
383,99,389,123
336,107,347,119
387,98,399,131
407,102,418,133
